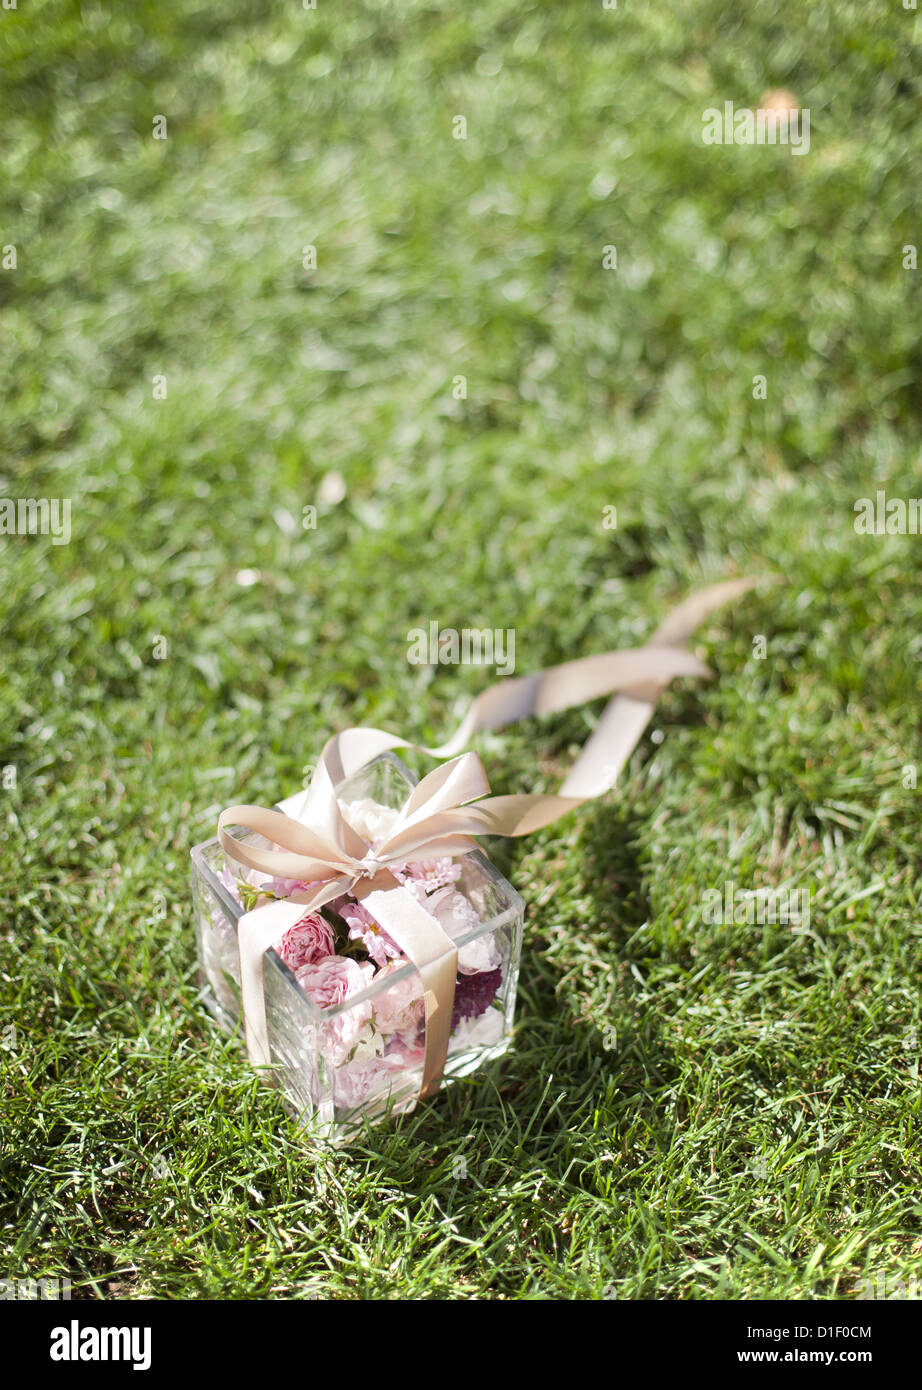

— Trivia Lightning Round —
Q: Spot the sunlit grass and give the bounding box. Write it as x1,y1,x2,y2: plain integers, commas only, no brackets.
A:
1,0,920,1299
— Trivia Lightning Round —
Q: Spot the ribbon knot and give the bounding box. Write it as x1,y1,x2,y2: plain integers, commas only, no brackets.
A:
356,851,387,880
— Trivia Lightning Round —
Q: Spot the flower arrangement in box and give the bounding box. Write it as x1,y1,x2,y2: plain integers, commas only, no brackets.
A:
192,751,523,1140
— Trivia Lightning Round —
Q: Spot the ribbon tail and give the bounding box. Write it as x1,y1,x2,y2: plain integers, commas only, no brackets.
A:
426,644,710,758
564,577,762,797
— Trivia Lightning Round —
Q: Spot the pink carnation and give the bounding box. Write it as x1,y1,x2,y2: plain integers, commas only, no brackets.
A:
425,887,500,974
332,1051,412,1111
220,862,272,901
220,857,321,906
267,875,312,898
298,954,378,1067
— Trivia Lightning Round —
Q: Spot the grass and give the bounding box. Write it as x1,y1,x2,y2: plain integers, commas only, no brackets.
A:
1,0,921,1300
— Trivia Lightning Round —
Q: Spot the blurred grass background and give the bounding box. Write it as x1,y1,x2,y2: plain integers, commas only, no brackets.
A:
1,0,921,1299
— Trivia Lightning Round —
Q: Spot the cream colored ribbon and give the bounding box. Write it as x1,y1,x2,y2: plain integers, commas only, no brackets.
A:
217,578,757,1102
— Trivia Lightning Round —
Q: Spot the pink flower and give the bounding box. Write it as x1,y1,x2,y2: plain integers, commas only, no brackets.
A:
219,856,322,905
391,1035,426,1070
219,862,240,896
372,960,425,1035
220,861,272,901
425,887,501,974
332,1051,412,1111
275,912,335,971
296,954,373,1011
340,900,403,969
266,875,312,899
392,857,462,901
298,954,379,1067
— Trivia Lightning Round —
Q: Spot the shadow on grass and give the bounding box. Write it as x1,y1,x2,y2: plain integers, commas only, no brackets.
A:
346,795,693,1187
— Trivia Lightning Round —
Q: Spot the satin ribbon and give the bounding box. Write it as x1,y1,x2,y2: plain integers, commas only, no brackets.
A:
217,577,757,1103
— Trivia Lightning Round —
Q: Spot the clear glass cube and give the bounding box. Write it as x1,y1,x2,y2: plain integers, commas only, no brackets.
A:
190,752,524,1142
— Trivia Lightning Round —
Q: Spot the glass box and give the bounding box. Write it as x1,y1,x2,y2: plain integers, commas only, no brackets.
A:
191,753,524,1141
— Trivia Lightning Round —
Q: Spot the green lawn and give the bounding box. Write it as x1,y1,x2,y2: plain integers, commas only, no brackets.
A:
1,0,921,1300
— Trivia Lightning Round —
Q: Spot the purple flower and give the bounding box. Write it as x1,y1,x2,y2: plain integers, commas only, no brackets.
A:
275,912,336,971
451,968,502,1030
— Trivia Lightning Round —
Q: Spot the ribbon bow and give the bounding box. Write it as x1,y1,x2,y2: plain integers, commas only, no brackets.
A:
217,578,758,1104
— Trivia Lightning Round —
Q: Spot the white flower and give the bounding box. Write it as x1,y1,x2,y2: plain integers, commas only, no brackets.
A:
348,1018,386,1062
450,1007,505,1050
339,796,400,844
427,888,501,975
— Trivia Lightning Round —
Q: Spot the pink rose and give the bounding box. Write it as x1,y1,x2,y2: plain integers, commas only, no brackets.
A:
275,912,336,971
